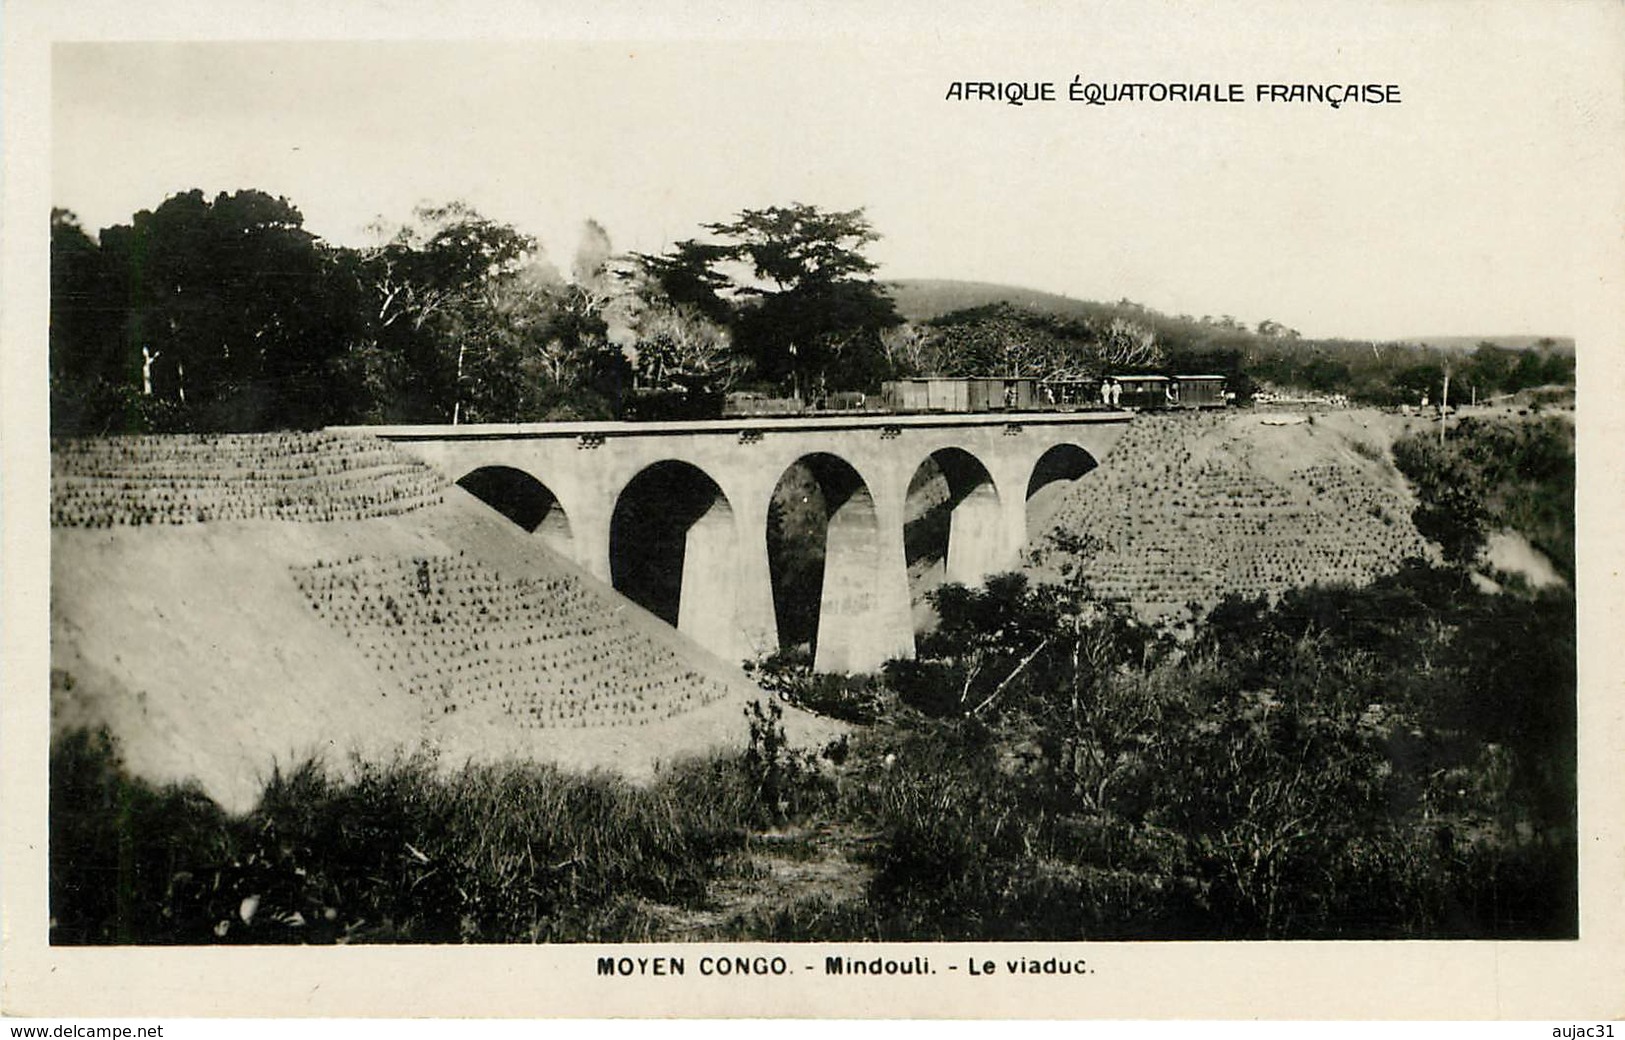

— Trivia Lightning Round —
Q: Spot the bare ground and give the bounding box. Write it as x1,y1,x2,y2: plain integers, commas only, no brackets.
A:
636,820,878,940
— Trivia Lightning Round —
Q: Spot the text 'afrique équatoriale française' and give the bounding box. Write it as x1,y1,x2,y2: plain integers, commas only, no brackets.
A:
945,79,1402,108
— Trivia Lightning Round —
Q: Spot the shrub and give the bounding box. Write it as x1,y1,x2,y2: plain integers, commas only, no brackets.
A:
852,562,1576,940
52,557,1575,943
745,648,893,723
50,729,781,943
742,699,835,825
49,728,234,944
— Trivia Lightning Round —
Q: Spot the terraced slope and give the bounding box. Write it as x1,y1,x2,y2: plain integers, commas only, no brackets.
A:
1033,409,1435,622
289,554,730,729
51,432,834,813
51,431,446,527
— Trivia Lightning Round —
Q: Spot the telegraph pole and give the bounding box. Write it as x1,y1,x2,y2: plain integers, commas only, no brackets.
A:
1440,367,1451,445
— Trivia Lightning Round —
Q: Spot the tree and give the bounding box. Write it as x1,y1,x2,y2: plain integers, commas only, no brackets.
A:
914,304,1166,381
358,202,541,423
1300,356,1351,393
1098,316,1162,370
698,203,902,396
1393,362,1445,405
1256,319,1301,340
1509,349,1551,393
1391,432,1489,568
90,189,341,431
630,239,734,327
545,220,634,412
1462,342,1516,398
879,322,931,376
50,209,129,433
628,301,740,392
921,303,1079,379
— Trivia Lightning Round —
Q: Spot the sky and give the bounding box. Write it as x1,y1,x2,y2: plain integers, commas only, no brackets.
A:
48,7,1614,341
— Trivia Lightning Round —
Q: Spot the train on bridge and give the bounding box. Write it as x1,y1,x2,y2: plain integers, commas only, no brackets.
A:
720,374,1230,418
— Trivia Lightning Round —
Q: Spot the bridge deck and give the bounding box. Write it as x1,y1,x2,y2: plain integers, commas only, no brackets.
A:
336,409,1132,442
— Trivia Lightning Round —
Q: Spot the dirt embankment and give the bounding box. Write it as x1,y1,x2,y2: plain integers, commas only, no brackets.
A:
52,433,837,812
1032,408,1438,621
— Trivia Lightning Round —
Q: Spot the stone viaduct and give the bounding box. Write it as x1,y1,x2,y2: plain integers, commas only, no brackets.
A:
355,411,1130,673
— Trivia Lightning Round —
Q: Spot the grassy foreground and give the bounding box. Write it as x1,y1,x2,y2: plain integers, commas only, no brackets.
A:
51,563,1575,944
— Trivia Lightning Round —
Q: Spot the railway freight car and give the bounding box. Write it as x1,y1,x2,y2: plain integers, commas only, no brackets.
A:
1173,374,1230,408
882,376,1038,412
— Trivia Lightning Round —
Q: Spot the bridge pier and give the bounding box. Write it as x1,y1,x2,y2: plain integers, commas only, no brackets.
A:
730,489,781,664
814,478,914,674
675,495,742,664
572,498,614,585
1001,481,1035,573
945,480,1007,586
871,492,917,666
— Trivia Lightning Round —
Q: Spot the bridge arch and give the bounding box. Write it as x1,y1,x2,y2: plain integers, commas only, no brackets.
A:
905,447,1004,619
610,459,739,660
1024,442,1100,540
456,465,574,560
768,452,897,673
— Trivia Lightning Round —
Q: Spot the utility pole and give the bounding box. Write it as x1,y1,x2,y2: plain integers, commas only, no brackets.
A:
1440,367,1451,445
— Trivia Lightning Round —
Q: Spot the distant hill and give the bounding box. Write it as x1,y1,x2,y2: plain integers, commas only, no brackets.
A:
886,279,1574,355
885,279,1113,325
1405,335,1574,354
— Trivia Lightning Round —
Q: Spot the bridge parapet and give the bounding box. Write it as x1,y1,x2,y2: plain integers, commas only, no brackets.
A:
342,409,1129,441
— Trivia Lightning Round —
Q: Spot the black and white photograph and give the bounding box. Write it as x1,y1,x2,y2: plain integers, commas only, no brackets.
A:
3,0,1623,1022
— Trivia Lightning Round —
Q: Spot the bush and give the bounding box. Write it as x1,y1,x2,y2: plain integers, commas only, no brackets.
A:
49,728,234,944
742,699,835,825
52,557,1575,943
850,562,1577,940
745,648,893,723
50,730,773,943
1393,415,1574,579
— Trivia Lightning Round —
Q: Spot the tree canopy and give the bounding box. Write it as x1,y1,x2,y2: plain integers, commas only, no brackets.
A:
57,190,352,431
48,187,1573,434
50,192,637,433
640,203,903,397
